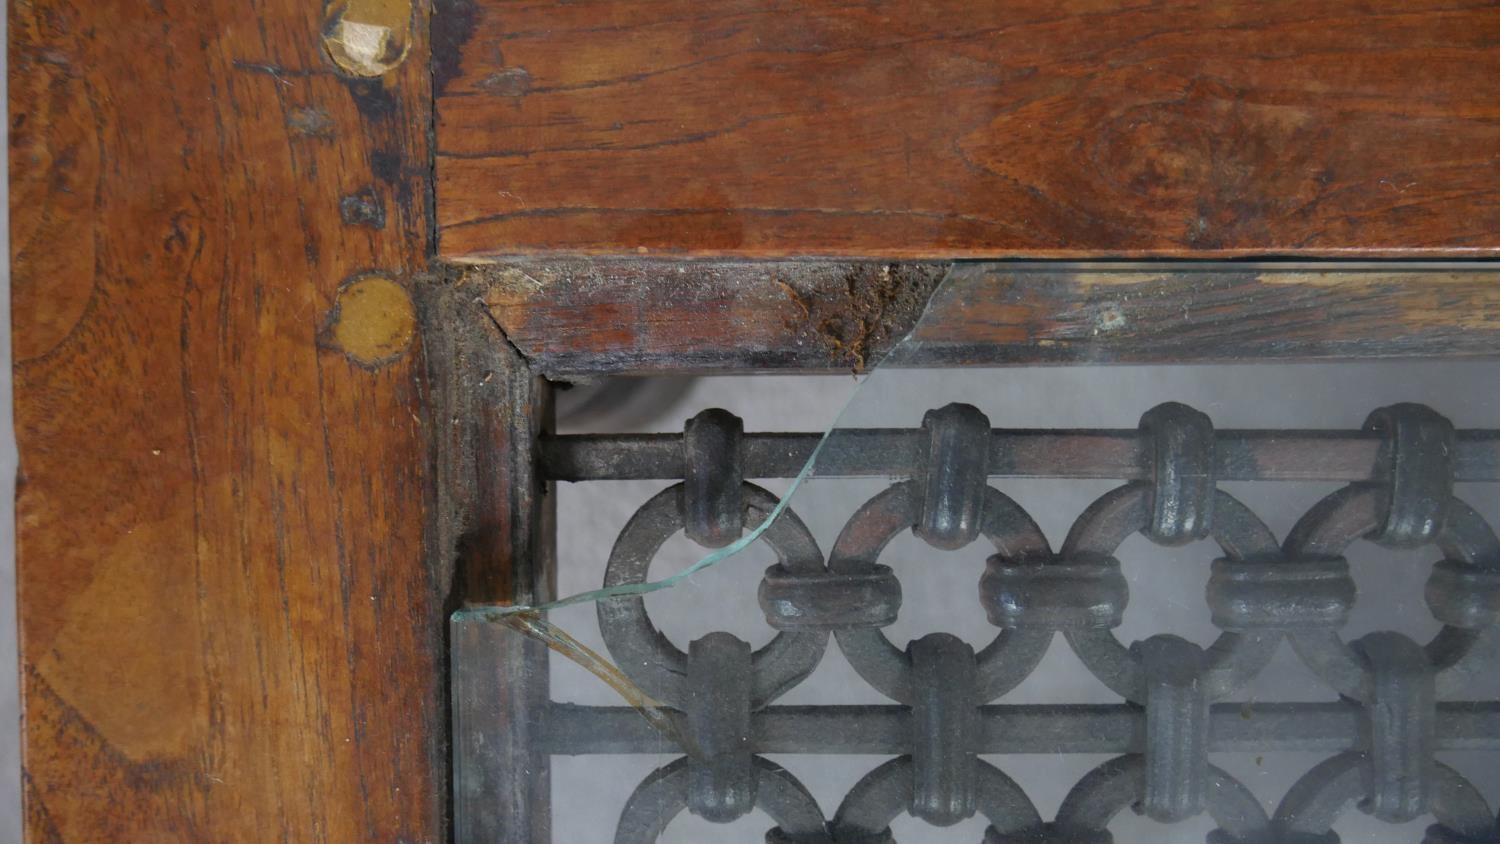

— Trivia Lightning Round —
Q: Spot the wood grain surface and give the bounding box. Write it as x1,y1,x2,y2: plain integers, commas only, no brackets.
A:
435,0,1500,259
11,0,445,840
478,261,1500,375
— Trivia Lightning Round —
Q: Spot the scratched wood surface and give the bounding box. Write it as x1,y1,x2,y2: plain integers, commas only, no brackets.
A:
11,0,445,840
477,262,1500,375
434,0,1500,259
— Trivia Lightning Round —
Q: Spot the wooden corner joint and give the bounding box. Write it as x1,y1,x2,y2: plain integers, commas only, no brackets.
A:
418,268,553,610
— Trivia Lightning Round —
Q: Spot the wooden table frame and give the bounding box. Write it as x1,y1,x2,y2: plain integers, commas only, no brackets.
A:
439,257,1500,842
11,0,1500,840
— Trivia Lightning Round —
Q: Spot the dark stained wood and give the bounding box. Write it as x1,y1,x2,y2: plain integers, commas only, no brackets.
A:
11,0,445,840
419,273,554,608
421,275,554,844
908,264,1500,367
477,261,1500,376
434,0,1500,260
479,261,948,374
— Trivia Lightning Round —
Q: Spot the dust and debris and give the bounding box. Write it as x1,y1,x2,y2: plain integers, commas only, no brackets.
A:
776,263,945,372
775,279,812,320
339,186,387,229
287,106,336,138
1094,304,1127,333
477,67,533,97
488,266,547,294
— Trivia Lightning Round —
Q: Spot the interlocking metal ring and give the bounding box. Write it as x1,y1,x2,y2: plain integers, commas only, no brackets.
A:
1051,755,1270,843
597,483,828,709
829,756,1042,841
1285,484,1500,700
1364,403,1456,547
1272,752,1496,843
1139,401,1218,545
1061,482,1283,702
829,480,1054,704
615,756,828,844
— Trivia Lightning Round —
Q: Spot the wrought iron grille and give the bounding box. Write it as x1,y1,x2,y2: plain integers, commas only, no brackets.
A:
457,401,1500,844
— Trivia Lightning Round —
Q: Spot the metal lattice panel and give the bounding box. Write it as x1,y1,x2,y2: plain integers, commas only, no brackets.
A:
458,402,1500,844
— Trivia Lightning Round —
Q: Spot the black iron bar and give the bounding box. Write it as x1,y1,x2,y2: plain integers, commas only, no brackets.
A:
542,702,1500,756
544,429,1500,483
